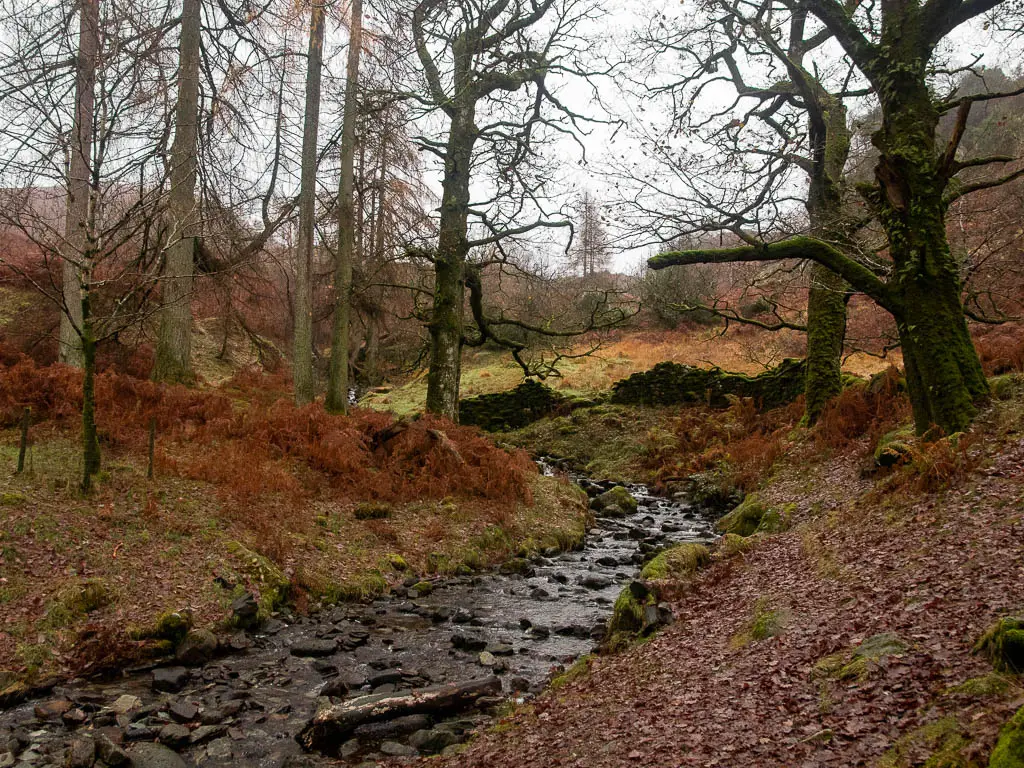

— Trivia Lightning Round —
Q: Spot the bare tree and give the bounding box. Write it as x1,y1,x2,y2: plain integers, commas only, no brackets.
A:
293,1,325,405
569,190,609,277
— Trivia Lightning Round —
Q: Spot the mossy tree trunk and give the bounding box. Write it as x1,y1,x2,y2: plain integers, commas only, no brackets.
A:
424,107,476,420
154,0,202,384
804,263,848,421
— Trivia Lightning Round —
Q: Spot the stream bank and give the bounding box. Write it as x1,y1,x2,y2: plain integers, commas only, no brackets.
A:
0,464,714,768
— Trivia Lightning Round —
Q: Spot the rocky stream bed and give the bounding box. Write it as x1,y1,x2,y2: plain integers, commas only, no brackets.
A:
0,464,714,768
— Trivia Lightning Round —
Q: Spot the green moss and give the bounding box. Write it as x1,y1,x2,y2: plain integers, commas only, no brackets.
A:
989,374,1024,401
410,581,433,596
716,532,755,558
320,571,389,603
814,633,908,681
989,706,1024,768
353,502,392,520
875,425,917,467
756,503,794,534
40,578,112,630
384,553,409,571
732,598,786,647
225,541,290,617
717,494,769,537
550,655,593,690
946,673,1011,699
1,492,27,506
606,583,657,650
499,557,534,575
974,618,1024,674
641,543,710,580
595,486,638,515
878,716,971,768
129,609,193,644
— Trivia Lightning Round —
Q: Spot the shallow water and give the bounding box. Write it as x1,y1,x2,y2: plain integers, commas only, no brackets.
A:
0,463,714,767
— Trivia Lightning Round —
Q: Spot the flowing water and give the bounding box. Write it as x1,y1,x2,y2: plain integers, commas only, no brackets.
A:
0,462,714,767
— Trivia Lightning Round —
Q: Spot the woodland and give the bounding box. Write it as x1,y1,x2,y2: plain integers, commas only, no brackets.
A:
0,0,1024,766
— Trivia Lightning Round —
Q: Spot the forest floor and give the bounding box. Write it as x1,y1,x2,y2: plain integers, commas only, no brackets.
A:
430,377,1024,768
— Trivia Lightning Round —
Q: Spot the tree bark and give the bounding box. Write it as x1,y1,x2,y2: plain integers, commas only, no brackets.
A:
154,0,202,384
425,108,476,420
298,677,501,754
293,2,324,406
59,0,99,368
874,76,988,434
326,0,363,414
80,286,100,492
804,263,848,421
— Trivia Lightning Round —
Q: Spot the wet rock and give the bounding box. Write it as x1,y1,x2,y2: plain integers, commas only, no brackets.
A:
126,743,188,768
290,639,337,658
199,708,226,725
61,709,88,728
157,724,190,750
320,678,349,698
450,632,487,652
168,700,198,724
529,587,550,600
595,556,619,567
577,574,612,590
409,728,460,754
452,608,474,624
592,486,638,515
485,643,514,656
125,723,159,741
509,676,530,692
478,652,496,667
33,699,72,722
189,724,227,745
554,624,590,639
175,629,218,666
380,740,418,757
66,736,94,768
94,735,128,767
528,625,550,639
152,667,189,693
205,737,233,760
230,593,259,629
549,572,569,584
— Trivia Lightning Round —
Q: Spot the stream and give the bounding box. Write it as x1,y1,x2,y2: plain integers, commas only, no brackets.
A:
0,463,714,768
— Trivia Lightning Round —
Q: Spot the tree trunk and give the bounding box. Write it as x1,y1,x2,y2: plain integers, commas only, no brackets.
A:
425,108,476,421
874,78,988,435
59,0,99,368
154,0,202,384
803,94,851,424
293,2,324,406
80,289,100,492
326,0,363,414
804,264,847,422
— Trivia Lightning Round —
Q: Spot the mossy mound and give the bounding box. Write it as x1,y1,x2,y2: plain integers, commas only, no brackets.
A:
874,426,917,467
974,617,1024,674
606,581,656,643
459,379,586,432
716,495,767,537
40,578,112,630
716,533,755,558
814,632,908,681
129,609,193,645
990,706,1024,768
384,553,409,571
610,358,806,409
989,373,1024,401
641,543,711,581
688,470,743,515
354,502,392,520
879,716,972,768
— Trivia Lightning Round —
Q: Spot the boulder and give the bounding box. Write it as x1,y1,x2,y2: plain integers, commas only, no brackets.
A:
640,543,711,580
66,736,95,768
409,728,460,754
290,639,337,658
157,723,190,750
989,705,1024,768
126,743,188,768
716,495,768,537
974,617,1024,673
230,593,259,629
591,486,637,515
175,629,218,666
152,667,189,693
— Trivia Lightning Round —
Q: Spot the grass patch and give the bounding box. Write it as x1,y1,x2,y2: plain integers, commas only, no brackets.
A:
731,597,787,647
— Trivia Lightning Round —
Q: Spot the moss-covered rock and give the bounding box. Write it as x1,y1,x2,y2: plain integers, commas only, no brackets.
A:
716,495,769,537
688,470,743,515
385,553,409,571
606,581,657,647
974,617,1024,674
879,716,971,768
225,542,290,618
130,609,193,644
989,373,1024,401
990,706,1024,768
755,503,794,534
41,578,112,629
874,426,916,467
641,543,710,580
593,486,638,515
410,581,433,596
610,358,806,409
498,557,534,576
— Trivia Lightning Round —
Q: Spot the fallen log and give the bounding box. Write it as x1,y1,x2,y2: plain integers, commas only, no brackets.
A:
297,676,502,753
